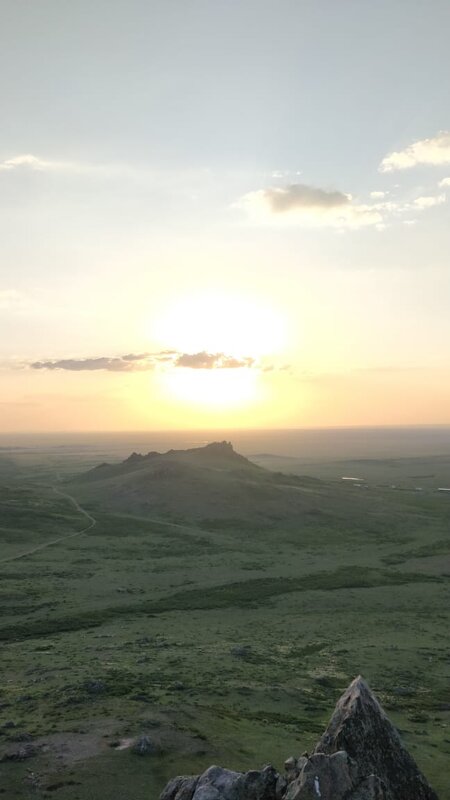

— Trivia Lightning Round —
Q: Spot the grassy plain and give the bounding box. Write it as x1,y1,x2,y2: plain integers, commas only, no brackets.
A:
0,446,449,799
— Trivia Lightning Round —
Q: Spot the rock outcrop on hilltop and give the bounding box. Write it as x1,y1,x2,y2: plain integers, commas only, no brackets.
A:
158,676,439,800
70,440,321,523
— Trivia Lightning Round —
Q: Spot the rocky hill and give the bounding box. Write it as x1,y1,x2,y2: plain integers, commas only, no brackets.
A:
159,676,438,800
68,441,323,522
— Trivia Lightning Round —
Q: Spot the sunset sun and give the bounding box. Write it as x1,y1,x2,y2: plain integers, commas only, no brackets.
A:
151,291,285,408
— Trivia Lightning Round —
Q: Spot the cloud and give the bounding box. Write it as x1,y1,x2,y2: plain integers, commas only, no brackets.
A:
0,153,71,173
364,186,448,224
0,153,126,178
31,357,143,372
175,352,254,369
30,351,257,373
254,184,349,212
379,131,450,172
439,177,450,187
413,193,446,209
237,183,383,230
0,154,215,191
370,190,386,199
121,352,152,362
0,152,137,180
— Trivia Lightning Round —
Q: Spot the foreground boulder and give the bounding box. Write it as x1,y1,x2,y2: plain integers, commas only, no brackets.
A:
159,765,278,800
314,676,438,800
284,751,356,799
158,676,438,800
159,776,199,800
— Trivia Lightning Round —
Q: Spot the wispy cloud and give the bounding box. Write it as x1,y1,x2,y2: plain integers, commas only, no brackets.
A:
0,153,135,180
30,351,257,373
413,193,446,209
369,188,448,224
236,183,383,229
0,154,74,173
379,131,450,172
31,357,143,372
0,153,214,190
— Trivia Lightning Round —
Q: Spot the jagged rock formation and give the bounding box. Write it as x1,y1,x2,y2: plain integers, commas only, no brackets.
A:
314,676,437,800
159,676,438,800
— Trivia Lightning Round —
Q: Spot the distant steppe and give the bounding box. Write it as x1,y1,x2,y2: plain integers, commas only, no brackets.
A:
0,440,449,799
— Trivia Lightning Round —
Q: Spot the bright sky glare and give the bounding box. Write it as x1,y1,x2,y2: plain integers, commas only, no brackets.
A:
0,1,449,430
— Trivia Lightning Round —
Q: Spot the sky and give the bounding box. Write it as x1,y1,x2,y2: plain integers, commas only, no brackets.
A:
1,0,450,431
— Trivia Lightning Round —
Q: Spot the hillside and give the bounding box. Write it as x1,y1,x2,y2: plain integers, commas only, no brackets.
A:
68,441,323,522
1,445,449,799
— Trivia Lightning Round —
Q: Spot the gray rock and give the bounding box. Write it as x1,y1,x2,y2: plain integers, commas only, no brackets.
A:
240,765,278,799
160,764,279,800
314,676,438,800
295,757,308,772
159,775,199,800
284,755,300,784
84,680,107,695
349,775,389,799
284,751,355,800
392,686,415,697
132,735,159,756
1,743,38,761
159,676,439,800
230,645,252,660
194,766,241,798
11,732,34,742
275,775,287,799
193,786,221,800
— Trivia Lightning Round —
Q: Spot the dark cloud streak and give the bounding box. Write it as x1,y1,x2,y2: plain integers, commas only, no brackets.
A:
263,184,349,213
175,352,254,369
31,357,137,372
30,351,256,373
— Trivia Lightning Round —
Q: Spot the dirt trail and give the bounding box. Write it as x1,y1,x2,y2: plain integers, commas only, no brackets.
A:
0,486,96,564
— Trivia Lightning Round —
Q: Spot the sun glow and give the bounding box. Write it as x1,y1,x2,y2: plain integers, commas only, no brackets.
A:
162,366,258,408
151,291,285,408
153,291,286,358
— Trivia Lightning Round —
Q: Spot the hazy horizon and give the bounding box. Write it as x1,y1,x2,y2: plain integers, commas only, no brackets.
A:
2,424,450,462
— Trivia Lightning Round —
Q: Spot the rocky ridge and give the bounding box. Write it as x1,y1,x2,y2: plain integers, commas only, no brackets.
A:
159,676,439,800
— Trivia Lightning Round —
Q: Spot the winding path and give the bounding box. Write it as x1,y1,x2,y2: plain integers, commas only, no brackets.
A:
0,486,96,565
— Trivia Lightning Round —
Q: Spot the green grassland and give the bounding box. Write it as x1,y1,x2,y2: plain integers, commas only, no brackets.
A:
251,452,450,489
0,448,449,799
